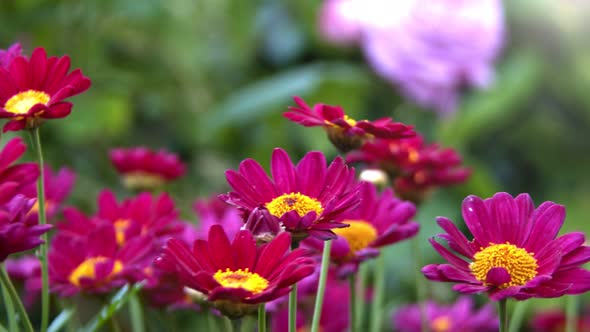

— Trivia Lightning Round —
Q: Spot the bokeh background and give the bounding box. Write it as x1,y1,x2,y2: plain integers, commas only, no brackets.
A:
1,0,590,330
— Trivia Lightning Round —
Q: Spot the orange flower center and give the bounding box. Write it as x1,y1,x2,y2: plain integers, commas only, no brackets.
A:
213,268,269,294
113,219,130,246
332,220,378,255
431,315,451,332
470,243,538,288
4,90,50,114
265,192,323,218
68,256,123,287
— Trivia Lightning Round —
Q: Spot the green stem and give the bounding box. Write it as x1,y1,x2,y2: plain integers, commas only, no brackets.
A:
411,237,429,332
1,281,16,332
129,292,145,332
230,318,242,332
355,263,368,330
498,299,508,332
288,241,299,332
310,239,332,332
258,304,266,332
369,255,385,332
349,273,357,332
565,295,578,332
507,300,528,332
32,128,50,332
0,265,34,332
0,322,8,332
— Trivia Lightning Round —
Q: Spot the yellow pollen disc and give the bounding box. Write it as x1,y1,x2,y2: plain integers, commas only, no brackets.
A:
469,242,538,288
408,148,420,163
431,316,451,332
343,115,357,126
213,268,269,294
332,220,378,255
68,256,124,287
4,90,50,114
113,219,131,246
122,172,165,190
265,192,323,218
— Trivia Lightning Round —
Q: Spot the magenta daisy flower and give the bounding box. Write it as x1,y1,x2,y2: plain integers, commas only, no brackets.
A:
0,43,22,69
94,190,184,247
422,192,590,301
109,147,186,191
193,194,243,241
220,148,360,240
285,96,415,152
393,297,498,332
0,194,52,262
22,166,76,223
530,307,590,332
0,48,91,132
304,181,418,276
5,255,42,308
155,225,316,318
49,222,154,296
0,137,39,204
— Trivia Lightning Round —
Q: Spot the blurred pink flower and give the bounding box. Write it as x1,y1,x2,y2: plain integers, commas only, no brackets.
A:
319,0,504,115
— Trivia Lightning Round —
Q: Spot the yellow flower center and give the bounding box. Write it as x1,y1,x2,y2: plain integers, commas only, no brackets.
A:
113,219,130,246
408,148,420,163
213,268,269,294
470,243,538,288
68,256,124,287
343,115,357,126
431,316,451,332
122,172,165,190
332,220,378,256
4,90,50,114
265,192,323,218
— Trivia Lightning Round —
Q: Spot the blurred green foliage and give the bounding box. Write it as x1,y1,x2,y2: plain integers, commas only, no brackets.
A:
1,0,590,330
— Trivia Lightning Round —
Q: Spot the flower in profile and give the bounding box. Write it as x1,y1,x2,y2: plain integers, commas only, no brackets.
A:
0,137,39,204
94,190,184,247
285,96,415,152
530,307,590,332
22,166,76,223
49,222,153,296
109,147,186,191
304,181,418,276
0,43,22,69
347,135,470,204
422,192,590,301
271,269,350,332
155,225,316,318
319,0,504,115
393,297,498,332
0,48,91,131
193,194,243,241
0,195,51,262
5,255,42,308
220,148,360,240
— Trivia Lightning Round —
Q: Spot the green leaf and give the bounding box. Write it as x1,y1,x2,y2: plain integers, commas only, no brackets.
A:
47,308,76,332
81,283,143,332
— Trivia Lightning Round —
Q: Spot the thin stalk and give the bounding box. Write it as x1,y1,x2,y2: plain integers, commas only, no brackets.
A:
129,292,145,332
310,239,332,332
1,281,16,332
0,265,34,332
508,300,528,332
565,295,578,332
258,304,267,332
369,255,385,332
32,128,50,332
356,263,368,330
288,241,300,332
498,299,508,332
411,237,429,332
349,273,357,332
0,322,7,332
230,318,242,332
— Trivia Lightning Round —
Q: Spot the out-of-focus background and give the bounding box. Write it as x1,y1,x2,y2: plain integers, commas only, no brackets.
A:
1,0,589,330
